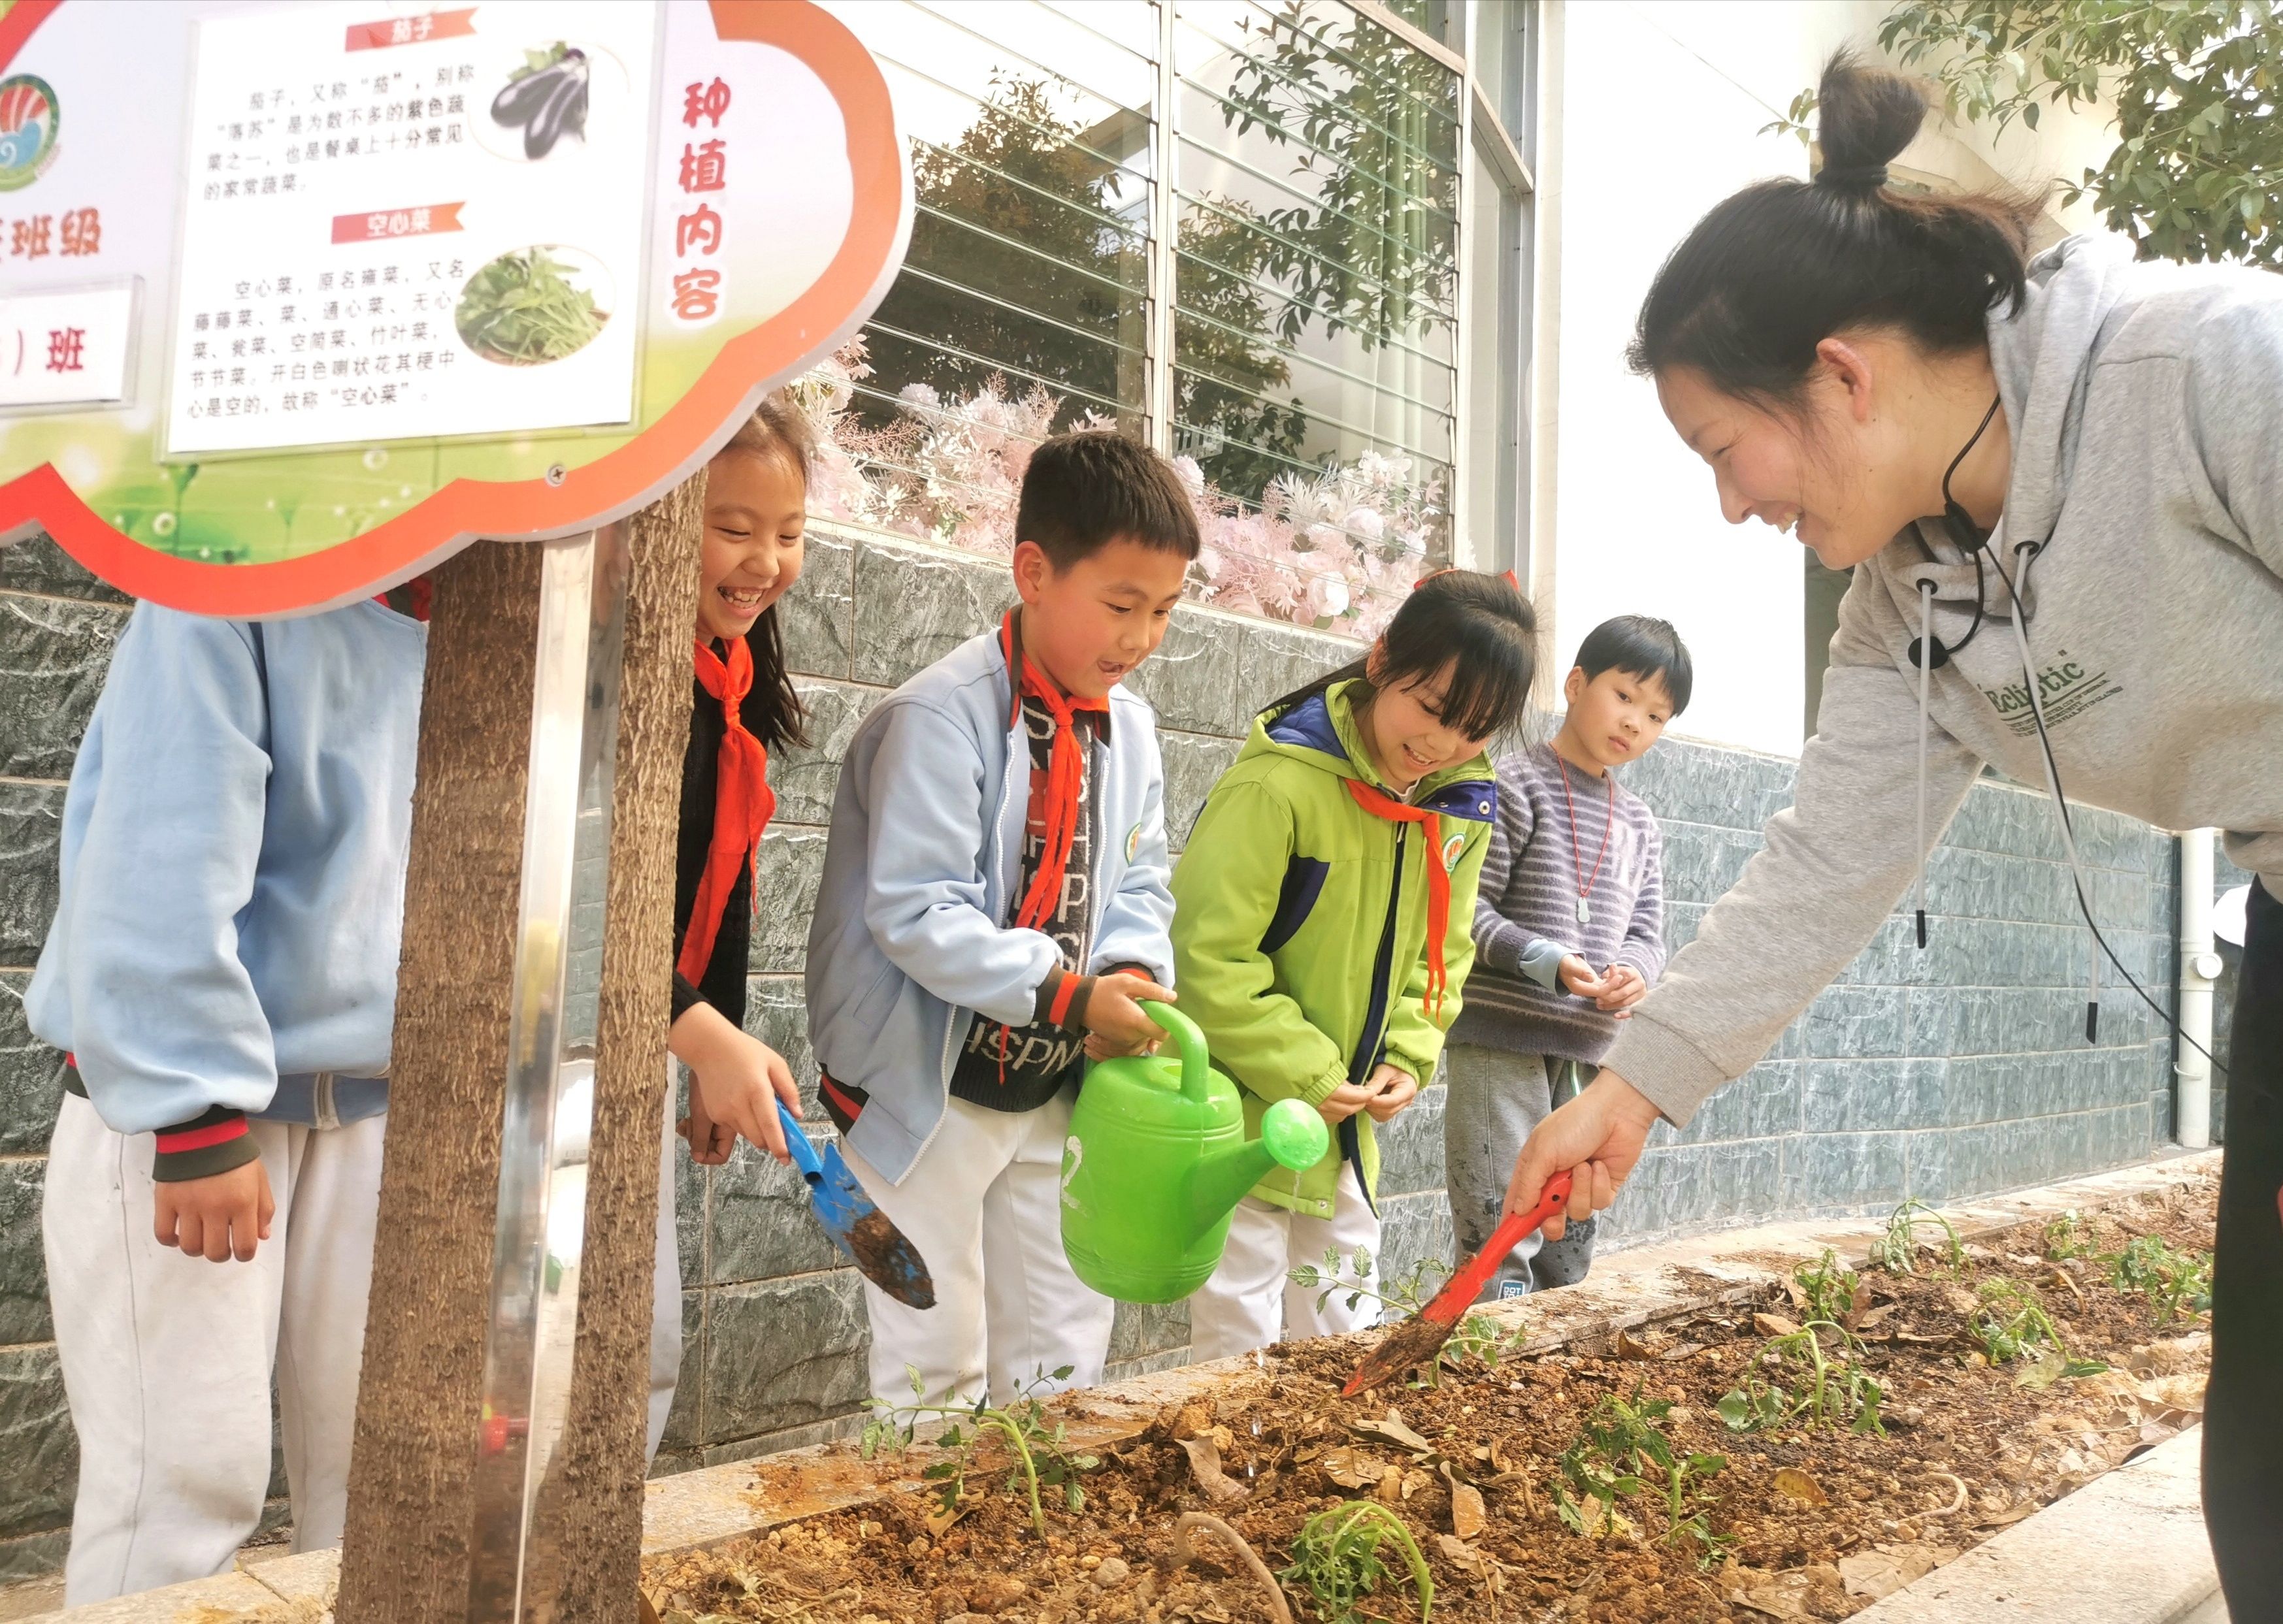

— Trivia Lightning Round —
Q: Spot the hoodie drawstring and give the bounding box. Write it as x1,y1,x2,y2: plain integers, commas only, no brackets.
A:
1987,542,2102,1041
1914,579,1936,950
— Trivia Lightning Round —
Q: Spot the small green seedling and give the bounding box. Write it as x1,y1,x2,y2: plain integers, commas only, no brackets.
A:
2043,1209,2093,1261
1792,1248,1862,1324
1747,1322,1887,1435
1972,1280,2109,1383
860,1366,1100,1536
1715,1376,1791,1434
1551,1388,1732,1568
1869,1198,1965,1275
2105,1236,2214,1324
1278,1500,1434,1624
1290,1248,1507,1385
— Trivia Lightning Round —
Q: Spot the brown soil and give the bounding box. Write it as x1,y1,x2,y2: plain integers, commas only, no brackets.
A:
643,1177,2215,1624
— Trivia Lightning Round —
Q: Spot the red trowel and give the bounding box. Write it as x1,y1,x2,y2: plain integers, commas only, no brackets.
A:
1343,1170,1574,1396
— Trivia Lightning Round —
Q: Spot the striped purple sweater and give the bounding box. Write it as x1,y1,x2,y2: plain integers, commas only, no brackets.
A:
1448,741,1667,1065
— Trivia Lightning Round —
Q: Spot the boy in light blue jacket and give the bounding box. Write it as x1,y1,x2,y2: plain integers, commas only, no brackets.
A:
807,433,1193,1408
27,591,426,1605
27,582,682,1607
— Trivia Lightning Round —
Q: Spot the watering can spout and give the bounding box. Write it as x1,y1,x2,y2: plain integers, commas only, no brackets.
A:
1182,1098,1328,1239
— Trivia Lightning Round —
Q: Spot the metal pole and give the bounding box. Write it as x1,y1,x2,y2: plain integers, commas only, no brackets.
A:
2176,827,2218,1150
464,526,631,1622
1147,0,1178,455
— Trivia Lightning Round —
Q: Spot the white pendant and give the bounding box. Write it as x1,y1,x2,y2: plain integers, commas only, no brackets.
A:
1576,897,1592,925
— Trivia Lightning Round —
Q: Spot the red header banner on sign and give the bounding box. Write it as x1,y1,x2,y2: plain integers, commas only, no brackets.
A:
330,203,466,243
342,8,476,51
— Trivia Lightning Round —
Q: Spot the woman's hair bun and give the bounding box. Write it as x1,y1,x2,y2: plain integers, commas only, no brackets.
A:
1813,49,1928,189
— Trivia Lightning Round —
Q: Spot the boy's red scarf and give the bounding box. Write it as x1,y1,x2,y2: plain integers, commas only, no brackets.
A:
678,635,775,985
1002,610,1107,935
1343,778,1453,1018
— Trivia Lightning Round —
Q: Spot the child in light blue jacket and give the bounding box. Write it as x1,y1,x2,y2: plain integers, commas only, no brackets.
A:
26,583,680,1607
29,594,424,1605
806,432,1194,1408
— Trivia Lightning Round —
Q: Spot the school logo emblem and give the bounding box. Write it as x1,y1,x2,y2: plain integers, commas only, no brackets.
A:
1441,831,1466,872
0,76,59,192
1126,822,1142,863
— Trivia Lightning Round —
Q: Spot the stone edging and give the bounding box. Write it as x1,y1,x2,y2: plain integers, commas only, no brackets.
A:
34,1150,2221,1621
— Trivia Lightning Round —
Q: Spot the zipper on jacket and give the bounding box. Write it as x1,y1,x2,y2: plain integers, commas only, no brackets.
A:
929,707,1032,1114
1334,821,1407,1218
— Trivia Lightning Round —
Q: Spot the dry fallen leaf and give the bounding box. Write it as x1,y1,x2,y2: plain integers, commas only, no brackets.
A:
1434,1533,1482,1571
1771,1468,1828,1505
1837,1543,1939,1600
2143,1372,2206,1414
1613,1328,1658,1360
1451,1481,1488,1540
1177,1435,1250,1505
1855,1303,1897,1331
1754,1312,1803,1339
1319,1446,1382,1489
1351,1411,1436,1454
925,1498,972,1538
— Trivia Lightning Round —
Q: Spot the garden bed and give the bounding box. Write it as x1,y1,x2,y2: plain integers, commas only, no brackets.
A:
641,1172,2216,1624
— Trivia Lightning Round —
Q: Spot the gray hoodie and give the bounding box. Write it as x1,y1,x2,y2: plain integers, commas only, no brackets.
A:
1608,234,2283,1128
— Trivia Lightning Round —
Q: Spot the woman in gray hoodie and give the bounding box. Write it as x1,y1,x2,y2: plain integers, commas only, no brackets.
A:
1506,53,2283,1606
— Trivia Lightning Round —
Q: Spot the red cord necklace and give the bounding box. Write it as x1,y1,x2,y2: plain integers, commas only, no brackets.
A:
1556,750,1614,924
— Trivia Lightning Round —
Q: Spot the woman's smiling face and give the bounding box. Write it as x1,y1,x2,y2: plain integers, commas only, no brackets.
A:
1656,356,1916,571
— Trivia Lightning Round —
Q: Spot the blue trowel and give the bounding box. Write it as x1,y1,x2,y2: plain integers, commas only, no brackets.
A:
774,1099,936,1309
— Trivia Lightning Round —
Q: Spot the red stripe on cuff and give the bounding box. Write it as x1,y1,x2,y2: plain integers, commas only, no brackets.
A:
1047,973,1081,1028
156,1117,250,1154
820,1077,864,1122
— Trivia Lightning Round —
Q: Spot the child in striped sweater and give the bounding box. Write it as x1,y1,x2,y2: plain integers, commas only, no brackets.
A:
1443,617,1690,1297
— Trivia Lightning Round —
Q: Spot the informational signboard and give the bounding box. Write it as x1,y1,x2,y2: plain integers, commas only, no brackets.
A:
0,0,909,616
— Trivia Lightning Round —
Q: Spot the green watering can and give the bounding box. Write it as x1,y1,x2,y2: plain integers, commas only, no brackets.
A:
1059,1001,1330,1304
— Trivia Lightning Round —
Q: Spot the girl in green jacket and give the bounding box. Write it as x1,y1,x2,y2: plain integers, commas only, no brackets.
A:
1173,571,1538,1359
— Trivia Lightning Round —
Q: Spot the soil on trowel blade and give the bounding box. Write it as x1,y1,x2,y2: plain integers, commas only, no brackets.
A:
644,1175,2216,1623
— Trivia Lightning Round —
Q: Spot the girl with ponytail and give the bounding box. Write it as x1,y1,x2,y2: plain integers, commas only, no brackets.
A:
1516,53,2283,1606
1170,570,1537,1358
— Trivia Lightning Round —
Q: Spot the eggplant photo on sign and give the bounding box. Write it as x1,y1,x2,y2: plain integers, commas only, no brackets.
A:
0,0,912,617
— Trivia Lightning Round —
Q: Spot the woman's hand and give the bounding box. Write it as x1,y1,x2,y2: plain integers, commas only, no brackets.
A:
669,1002,799,1165
1502,1069,1663,1239
1362,1062,1419,1123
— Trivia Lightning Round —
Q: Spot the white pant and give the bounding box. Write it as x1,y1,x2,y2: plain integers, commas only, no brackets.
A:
43,1091,684,1607
1189,1162,1379,1362
842,1092,1115,1409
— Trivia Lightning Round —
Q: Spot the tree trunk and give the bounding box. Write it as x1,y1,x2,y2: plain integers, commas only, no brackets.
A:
338,538,543,1621
338,484,704,1621
531,478,705,1621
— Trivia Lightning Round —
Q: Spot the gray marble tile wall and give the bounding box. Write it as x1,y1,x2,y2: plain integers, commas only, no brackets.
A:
0,526,2188,1578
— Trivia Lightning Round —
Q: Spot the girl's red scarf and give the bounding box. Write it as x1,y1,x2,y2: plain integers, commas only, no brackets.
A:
1002,610,1107,935
678,634,776,986
1342,777,1454,1018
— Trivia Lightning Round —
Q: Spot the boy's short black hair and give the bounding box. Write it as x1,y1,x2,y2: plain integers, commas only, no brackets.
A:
1015,430,1201,570
1575,615,1692,716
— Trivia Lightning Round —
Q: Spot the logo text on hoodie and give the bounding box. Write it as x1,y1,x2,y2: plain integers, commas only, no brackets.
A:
1980,648,2123,737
